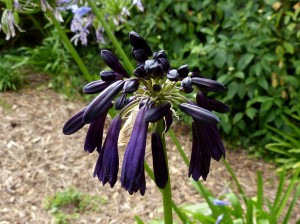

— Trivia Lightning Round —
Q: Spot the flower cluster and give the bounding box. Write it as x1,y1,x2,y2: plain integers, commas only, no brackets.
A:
63,31,229,195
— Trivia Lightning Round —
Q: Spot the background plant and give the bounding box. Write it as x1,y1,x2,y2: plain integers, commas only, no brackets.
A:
126,0,300,154
44,188,106,224
265,107,300,174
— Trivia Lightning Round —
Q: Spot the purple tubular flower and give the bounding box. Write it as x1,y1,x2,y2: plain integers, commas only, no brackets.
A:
151,132,168,189
179,103,220,124
100,71,123,82
144,102,171,123
167,69,179,81
191,77,226,92
164,110,173,132
83,80,125,124
189,123,211,181
72,6,91,18
177,64,189,79
115,93,127,110
63,107,86,135
83,80,110,94
101,50,130,78
121,105,149,195
195,93,226,161
129,31,152,57
84,107,109,153
94,116,122,187
196,92,230,113
123,79,140,93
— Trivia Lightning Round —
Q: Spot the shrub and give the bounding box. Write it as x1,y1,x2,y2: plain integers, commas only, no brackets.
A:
128,0,300,151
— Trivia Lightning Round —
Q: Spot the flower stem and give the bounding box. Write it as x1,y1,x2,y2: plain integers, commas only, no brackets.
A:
156,119,173,224
49,12,93,82
87,0,135,74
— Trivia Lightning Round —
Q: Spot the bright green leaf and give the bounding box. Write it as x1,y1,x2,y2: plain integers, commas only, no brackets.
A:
233,112,244,124
237,54,255,70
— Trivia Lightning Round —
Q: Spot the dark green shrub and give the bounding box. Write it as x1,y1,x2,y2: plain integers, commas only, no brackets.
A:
0,59,23,91
128,0,300,151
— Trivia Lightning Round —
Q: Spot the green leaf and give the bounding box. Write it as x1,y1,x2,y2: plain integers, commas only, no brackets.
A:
260,100,273,112
233,71,245,79
283,42,294,54
246,107,257,120
214,50,227,68
256,172,263,210
233,112,244,124
275,46,284,58
237,54,254,70
134,216,145,224
258,77,269,90
253,63,262,76
227,82,239,99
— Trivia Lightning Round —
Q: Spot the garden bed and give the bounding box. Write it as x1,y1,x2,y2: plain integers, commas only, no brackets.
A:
0,87,298,223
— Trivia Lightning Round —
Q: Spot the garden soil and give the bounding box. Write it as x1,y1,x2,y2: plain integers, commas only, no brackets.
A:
1,85,299,223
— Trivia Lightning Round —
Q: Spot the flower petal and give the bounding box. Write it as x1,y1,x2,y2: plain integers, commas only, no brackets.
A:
100,71,123,82
188,123,211,181
115,93,127,110
63,107,86,135
121,105,149,195
151,132,168,189
144,102,171,123
164,110,173,132
94,116,122,187
196,92,230,113
83,80,124,124
123,78,140,93
192,77,226,92
84,108,109,153
83,80,110,94
101,50,130,78
129,31,152,56
179,103,220,124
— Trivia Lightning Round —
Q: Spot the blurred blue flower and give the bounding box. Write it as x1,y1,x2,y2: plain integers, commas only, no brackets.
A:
213,199,231,206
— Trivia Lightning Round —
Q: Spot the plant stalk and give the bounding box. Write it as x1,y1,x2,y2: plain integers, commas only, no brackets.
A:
156,119,173,224
49,12,93,82
87,0,135,74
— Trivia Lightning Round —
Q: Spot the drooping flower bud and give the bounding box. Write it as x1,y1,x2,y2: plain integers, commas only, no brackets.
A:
151,132,168,189
144,102,171,123
83,80,110,94
101,50,130,78
192,77,226,92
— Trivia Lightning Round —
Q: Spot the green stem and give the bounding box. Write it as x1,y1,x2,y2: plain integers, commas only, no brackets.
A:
48,12,93,82
155,120,173,224
144,163,189,223
87,0,135,74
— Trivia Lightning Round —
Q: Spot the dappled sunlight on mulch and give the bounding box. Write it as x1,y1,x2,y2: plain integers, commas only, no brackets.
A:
0,88,298,223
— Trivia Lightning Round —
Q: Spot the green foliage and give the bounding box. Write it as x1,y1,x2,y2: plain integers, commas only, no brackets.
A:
0,58,24,91
265,108,300,174
128,0,300,150
44,188,106,224
139,165,300,224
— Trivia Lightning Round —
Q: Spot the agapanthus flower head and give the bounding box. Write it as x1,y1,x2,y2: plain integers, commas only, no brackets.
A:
63,31,229,195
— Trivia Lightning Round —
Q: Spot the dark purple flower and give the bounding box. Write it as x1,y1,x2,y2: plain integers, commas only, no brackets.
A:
100,71,123,82
189,123,211,181
196,92,230,114
83,80,110,94
83,80,124,124
151,132,168,189
191,77,226,92
179,103,220,124
63,107,86,135
144,102,171,123
121,105,149,195
101,50,130,78
84,107,109,153
94,116,122,187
